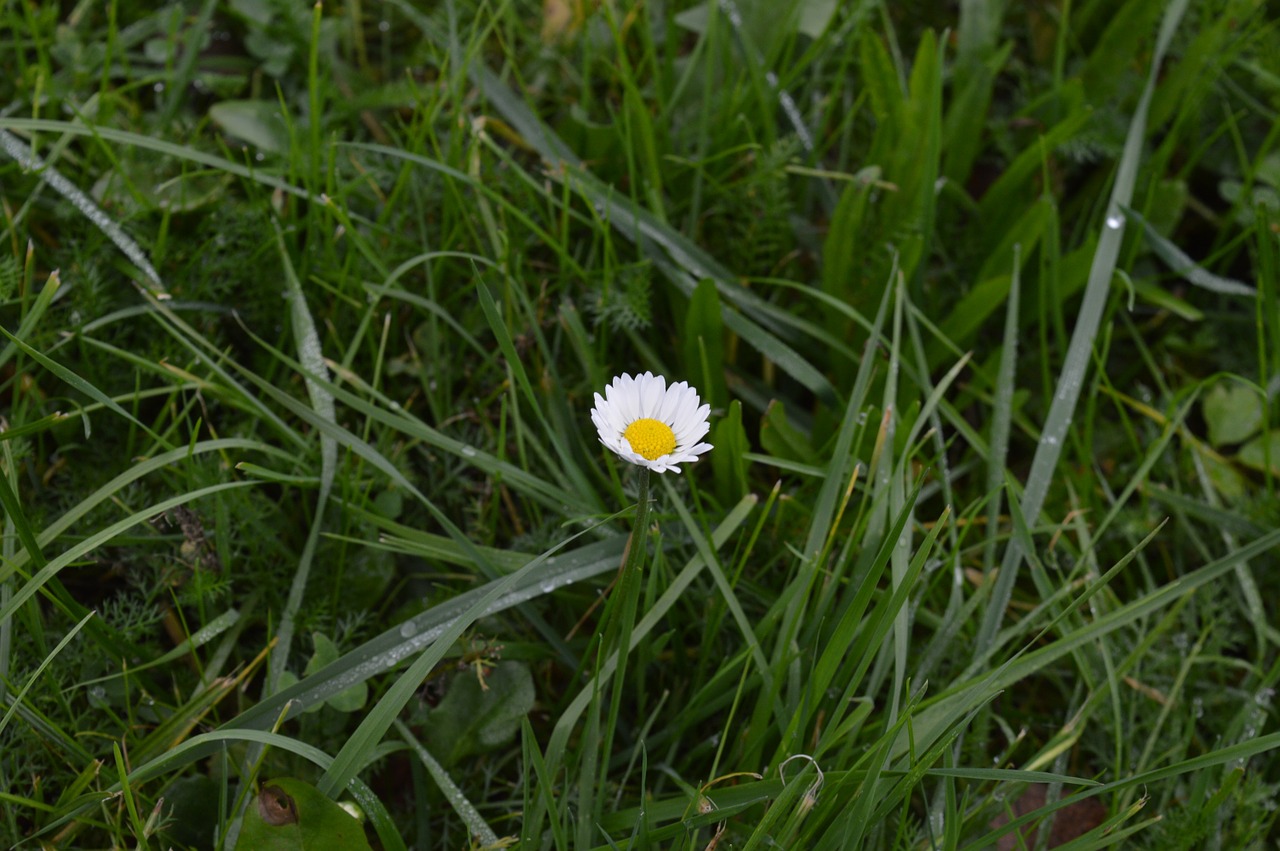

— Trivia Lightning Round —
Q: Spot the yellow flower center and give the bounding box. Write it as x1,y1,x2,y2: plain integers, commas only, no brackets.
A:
623,418,676,461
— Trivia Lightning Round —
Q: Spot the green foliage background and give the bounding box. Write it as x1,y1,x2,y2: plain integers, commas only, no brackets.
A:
0,0,1278,848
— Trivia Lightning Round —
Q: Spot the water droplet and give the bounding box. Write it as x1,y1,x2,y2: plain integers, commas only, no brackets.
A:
255,152,265,162
539,580,557,594
1043,435,1059,446
378,19,390,31
1105,214,1123,230
153,82,165,93
388,400,402,411
399,621,417,639
460,445,477,458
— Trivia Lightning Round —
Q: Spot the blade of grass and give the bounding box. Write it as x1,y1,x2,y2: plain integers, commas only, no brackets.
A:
0,611,94,739
266,219,339,692
0,481,257,626
520,494,758,847
975,0,1192,653
914,524,1280,760
393,719,500,847
0,130,165,295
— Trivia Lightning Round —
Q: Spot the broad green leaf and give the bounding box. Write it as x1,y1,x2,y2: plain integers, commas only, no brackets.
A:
1196,447,1248,502
425,661,535,765
209,100,291,154
759,399,815,464
1238,430,1280,476
158,775,220,850
1202,382,1263,447
673,0,835,50
821,175,874,318
860,29,903,127
683,279,727,410
796,0,838,38
302,634,368,714
712,400,749,506
234,777,373,851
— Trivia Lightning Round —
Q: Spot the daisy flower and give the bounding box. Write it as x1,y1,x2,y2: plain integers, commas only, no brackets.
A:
590,372,713,474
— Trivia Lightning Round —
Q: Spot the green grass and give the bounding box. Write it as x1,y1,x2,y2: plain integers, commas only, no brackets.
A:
1,0,1278,848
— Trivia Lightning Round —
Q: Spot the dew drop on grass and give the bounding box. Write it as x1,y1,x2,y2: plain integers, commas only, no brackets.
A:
378,20,390,31
460,445,477,458
399,621,417,639
154,82,164,93
1105,214,1123,229
539,580,557,594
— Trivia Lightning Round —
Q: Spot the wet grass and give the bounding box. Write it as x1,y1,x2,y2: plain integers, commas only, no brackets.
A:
0,0,1278,848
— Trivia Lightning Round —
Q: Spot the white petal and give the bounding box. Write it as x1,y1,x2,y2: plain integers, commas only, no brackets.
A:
641,373,666,418
593,372,713,472
658,384,682,423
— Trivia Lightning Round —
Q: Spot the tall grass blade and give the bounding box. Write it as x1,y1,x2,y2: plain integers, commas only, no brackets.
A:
0,130,165,296
267,221,339,691
976,0,1192,652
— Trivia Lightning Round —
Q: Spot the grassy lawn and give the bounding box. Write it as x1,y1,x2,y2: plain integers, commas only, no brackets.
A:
1,0,1278,848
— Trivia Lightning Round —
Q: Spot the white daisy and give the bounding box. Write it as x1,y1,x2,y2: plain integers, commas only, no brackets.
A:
591,372,713,474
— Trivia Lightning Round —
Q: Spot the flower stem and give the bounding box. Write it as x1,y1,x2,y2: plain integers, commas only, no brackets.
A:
580,469,651,843
605,468,650,666
621,468,651,577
